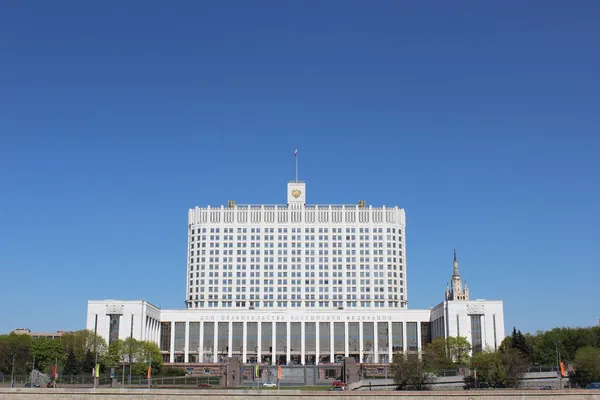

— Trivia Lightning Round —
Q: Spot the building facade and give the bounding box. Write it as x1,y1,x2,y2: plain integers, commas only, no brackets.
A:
87,180,505,364
11,328,72,340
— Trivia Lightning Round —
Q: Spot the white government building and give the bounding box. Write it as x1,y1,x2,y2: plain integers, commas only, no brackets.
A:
87,180,505,365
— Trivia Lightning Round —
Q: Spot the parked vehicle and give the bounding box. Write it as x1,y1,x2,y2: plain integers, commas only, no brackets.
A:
586,382,600,389
24,383,40,388
332,380,347,387
198,382,212,388
329,386,346,391
263,382,277,387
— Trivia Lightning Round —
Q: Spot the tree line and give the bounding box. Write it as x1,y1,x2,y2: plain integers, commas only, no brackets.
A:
390,325,600,390
0,330,172,379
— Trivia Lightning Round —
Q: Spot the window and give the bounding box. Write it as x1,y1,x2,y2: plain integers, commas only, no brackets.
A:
470,315,483,353
160,322,171,352
109,315,120,345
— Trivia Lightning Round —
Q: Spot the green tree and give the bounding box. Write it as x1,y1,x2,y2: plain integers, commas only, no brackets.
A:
0,333,32,376
61,330,107,366
423,338,453,371
140,341,163,374
104,339,125,369
390,354,435,390
81,350,96,376
30,338,65,373
62,350,80,376
446,336,472,365
569,346,600,387
509,327,533,362
123,337,143,369
423,336,471,371
464,349,526,389
528,326,600,366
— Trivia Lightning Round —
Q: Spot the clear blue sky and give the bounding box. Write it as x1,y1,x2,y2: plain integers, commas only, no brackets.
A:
1,1,598,336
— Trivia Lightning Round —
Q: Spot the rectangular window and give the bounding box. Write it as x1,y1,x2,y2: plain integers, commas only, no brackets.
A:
305,323,316,352
392,322,403,352
247,322,258,353
232,322,243,353
160,322,171,352
348,322,360,352
420,322,431,350
334,323,345,352
290,322,301,353
189,322,200,352
261,322,272,352
406,322,418,352
217,322,229,354
319,322,330,353
363,322,374,360
471,315,483,353
109,315,120,345
174,322,185,352
377,322,389,353
276,322,287,352
203,322,214,354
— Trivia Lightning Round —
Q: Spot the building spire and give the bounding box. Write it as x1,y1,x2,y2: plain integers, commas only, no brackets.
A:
453,249,459,276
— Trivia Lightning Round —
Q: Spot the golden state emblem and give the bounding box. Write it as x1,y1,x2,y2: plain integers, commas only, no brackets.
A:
292,189,302,199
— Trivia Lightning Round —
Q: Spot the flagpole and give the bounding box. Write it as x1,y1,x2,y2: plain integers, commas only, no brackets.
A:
295,150,298,182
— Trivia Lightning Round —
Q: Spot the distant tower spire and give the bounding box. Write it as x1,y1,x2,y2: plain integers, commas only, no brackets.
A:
453,249,460,276
446,249,470,301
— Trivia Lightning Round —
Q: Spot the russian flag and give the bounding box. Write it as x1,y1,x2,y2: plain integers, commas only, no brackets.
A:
295,149,298,157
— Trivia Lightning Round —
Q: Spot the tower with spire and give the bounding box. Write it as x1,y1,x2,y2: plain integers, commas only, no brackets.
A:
445,249,470,301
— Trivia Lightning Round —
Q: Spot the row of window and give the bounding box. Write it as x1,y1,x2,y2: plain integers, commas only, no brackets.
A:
191,235,402,242
191,227,402,234
184,299,406,309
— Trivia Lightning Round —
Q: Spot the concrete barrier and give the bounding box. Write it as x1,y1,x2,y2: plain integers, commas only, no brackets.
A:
0,388,599,399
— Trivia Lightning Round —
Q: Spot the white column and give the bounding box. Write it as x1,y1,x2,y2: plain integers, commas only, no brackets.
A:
184,321,190,363
213,323,218,363
373,323,379,363
228,321,233,358
271,322,276,364
416,322,422,360
257,321,262,363
300,322,305,365
388,321,393,362
286,321,291,365
482,315,487,350
315,322,320,366
169,321,175,363
199,322,204,363
359,322,364,363
242,321,247,363
330,322,334,362
344,321,349,358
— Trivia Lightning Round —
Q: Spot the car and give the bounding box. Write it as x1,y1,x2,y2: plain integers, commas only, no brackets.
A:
24,383,40,388
586,382,600,389
332,380,347,387
263,382,277,387
198,382,212,388
329,386,346,391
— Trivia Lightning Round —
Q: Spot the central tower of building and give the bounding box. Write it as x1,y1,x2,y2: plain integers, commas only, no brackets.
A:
185,180,407,311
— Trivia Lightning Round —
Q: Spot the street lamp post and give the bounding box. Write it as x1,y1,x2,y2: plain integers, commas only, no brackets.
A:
122,356,126,386
11,353,17,388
